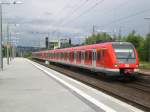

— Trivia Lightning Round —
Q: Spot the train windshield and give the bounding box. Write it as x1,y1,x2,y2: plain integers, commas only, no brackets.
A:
112,43,136,59
114,49,135,59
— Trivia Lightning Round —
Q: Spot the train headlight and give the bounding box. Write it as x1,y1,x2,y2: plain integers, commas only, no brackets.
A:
114,64,118,67
136,64,139,68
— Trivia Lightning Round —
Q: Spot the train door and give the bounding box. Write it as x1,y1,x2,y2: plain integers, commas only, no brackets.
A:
101,48,107,67
81,50,84,65
92,49,96,67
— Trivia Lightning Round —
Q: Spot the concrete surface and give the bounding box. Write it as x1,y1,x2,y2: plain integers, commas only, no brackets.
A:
0,58,96,112
29,59,144,112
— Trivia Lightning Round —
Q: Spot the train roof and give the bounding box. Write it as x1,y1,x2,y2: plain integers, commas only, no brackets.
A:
33,42,133,53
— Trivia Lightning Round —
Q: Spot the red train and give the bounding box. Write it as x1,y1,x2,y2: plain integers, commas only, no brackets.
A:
32,42,139,78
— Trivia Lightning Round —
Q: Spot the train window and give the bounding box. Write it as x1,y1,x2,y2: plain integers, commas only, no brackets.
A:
81,52,84,60
54,53,55,58
57,53,59,58
56,53,58,58
87,52,89,60
64,53,65,59
67,52,68,59
97,50,100,60
89,51,92,60
48,53,50,58
102,50,105,57
69,52,71,60
74,51,77,59
53,53,54,58
61,52,63,58
63,52,65,59
72,52,74,59
77,51,81,60
64,52,66,59
59,53,61,59
79,52,81,59
68,52,70,59
85,51,88,60
112,43,135,59
62,52,64,59
85,51,91,60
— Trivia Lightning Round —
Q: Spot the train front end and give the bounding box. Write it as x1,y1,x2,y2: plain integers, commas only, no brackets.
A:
112,42,139,78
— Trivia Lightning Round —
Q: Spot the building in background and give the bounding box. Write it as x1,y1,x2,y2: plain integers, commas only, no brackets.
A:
46,38,71,50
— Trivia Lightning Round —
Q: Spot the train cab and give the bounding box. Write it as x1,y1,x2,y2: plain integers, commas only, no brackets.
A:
111,42,139,76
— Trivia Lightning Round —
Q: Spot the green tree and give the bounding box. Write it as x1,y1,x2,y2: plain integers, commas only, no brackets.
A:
142,33,150,61
124,31,144,61
125,31,143,48
85,32,112,45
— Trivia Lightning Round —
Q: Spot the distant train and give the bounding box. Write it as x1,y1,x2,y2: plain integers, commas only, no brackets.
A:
32,42,139,78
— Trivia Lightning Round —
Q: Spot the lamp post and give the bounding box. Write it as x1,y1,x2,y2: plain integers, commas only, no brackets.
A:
12,33,20,58
0,1,23,71
0,4,3,71
6,24,9,64
8,24,20,61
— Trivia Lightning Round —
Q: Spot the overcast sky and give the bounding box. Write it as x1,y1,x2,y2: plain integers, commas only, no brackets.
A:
2,0,150,47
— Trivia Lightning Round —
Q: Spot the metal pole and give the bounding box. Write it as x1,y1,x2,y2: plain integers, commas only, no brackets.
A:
0,4,3,71
92,25,95,35
144,18,150,62
12,45,14,59
9,32,12,61
149,42,150,62
148,21,150,62
7,24,9,64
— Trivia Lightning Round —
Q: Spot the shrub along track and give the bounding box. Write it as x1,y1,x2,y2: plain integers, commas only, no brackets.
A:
33,59,150,112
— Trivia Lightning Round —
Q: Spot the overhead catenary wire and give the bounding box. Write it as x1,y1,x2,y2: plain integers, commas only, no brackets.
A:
54,0,71,16
83,6,150,35
103,8,150,27
61,0,105,26
54,0,150,38
57,0,90,25
67,0,90,16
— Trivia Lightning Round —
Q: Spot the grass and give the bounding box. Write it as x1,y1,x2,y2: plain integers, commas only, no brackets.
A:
139,61,150,70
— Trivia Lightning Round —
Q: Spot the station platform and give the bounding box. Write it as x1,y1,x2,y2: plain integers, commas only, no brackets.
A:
0,58,144,112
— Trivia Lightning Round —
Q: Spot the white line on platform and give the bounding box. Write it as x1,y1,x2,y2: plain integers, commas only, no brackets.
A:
42,66,144,112
27,60,117,112
48,67,143,112
27,59,144,112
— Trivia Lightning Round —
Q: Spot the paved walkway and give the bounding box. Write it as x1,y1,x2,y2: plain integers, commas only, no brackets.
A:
0,58,144,112
0,58,95,112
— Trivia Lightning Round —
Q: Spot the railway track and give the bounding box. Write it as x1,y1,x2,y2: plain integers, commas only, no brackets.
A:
33,59,150,112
